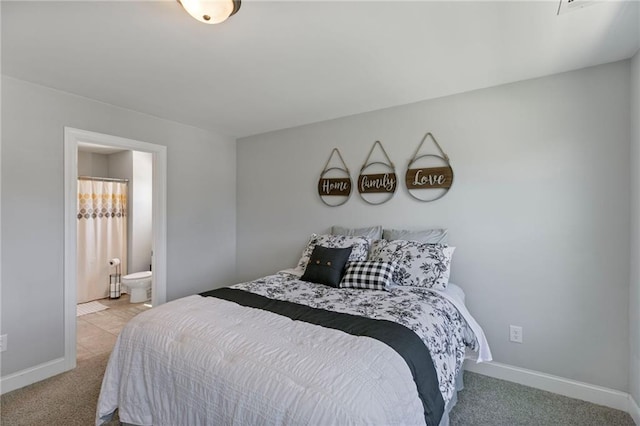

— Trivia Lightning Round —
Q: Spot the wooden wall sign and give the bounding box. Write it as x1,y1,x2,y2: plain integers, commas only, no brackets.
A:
318,148,352,207
357,141,396,205
405,133,454,202
406,166,453,189
358,173,396,193
318,177,351,196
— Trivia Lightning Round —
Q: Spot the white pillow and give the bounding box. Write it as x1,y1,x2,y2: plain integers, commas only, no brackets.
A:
382,228,448,244
443,282,465,304
369,239,455,290
296,233,371,272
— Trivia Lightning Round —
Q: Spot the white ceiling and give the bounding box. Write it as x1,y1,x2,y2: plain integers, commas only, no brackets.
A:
2,1,639,138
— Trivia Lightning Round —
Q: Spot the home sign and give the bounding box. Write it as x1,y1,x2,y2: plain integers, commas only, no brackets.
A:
318,178,351,196
318,148,352,207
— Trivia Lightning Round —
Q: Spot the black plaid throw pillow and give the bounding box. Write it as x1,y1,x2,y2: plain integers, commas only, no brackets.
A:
339,261,396,291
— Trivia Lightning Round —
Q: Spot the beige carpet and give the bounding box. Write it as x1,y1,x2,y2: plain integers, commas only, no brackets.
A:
1,353,635,425
0,353,118,426
450,371,635,426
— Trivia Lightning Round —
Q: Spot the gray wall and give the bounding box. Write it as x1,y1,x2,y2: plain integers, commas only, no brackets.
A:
97,149,154,274
237,61,631,391
105,150,134,274
77,151,108,177
106,150,133,180
630,49,640,405
130,151,153,274
1,76,237,376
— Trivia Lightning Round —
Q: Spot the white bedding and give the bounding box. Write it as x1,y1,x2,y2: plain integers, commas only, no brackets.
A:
98,295,426,425
97,273,491,426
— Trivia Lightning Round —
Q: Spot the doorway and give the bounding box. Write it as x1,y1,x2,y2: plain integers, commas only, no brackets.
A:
63,127,167,371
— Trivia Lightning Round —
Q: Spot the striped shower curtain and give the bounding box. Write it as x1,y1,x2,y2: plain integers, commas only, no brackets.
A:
77,179,128,303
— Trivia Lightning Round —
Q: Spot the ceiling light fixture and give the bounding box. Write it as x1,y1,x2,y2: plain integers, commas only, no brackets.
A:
178,0,241,24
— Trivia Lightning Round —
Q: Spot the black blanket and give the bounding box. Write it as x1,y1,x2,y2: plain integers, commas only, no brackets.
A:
201,287,445,425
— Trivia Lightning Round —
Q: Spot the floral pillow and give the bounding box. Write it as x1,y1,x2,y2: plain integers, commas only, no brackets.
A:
369,239,455,290
297,233,371,272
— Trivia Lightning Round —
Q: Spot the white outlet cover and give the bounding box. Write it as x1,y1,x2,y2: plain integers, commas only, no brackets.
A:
510,325,523,343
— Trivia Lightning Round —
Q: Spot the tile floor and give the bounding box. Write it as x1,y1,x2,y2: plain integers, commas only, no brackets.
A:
76,294,150,361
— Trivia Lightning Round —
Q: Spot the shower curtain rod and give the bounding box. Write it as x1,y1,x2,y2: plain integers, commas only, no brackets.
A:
78,176,129,183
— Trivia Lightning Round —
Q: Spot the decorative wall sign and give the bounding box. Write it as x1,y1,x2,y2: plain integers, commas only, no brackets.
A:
405,133,454,202
318,177,351,196
406,166,453,189
318,148,352,207
359,173,396,193
357,140,397,205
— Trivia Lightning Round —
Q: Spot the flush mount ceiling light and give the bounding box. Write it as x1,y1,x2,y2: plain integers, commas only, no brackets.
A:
178,0,241,24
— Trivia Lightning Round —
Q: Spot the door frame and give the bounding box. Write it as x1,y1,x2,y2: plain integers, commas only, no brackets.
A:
63,127,167,370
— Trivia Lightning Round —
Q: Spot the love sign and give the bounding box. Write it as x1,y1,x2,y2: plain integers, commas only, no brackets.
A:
405,166,453,190
404,133,454,202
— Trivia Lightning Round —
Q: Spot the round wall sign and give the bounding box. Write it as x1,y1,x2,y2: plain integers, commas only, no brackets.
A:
405,133,454,202
318,148,352,207
318,167,352,207
357,140,397,205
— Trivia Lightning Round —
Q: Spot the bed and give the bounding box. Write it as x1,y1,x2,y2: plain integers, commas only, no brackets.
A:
97,233,491,426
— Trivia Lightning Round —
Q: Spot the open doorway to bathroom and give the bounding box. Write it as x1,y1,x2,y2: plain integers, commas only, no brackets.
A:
64,127,167,372
75,145,153,360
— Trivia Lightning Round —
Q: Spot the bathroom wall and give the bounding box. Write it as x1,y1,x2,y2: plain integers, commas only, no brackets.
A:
107,150,134,274
107,150,132,179
130,151,152,273
77,151,108,177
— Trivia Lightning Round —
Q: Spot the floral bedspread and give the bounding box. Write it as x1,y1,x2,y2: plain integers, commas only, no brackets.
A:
232,273,479,404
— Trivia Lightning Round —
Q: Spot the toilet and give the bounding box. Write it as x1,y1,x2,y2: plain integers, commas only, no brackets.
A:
122,271,152,303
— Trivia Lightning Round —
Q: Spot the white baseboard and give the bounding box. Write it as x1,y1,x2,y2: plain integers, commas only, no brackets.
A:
0,357,68,395
464,359,632,414
629,394,640,425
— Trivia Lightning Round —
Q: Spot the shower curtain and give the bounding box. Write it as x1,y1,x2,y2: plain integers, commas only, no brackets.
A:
77,179,128,303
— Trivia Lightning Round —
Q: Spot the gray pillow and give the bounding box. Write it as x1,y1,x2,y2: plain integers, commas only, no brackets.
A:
331,225,383,240
382,228,448,244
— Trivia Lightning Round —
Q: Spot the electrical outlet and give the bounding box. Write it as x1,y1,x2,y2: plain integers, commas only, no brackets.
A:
0,334,7,352
509,325,523,343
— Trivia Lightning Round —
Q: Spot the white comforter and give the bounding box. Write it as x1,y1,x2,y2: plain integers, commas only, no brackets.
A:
97,274,491,426
97,295,426,425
